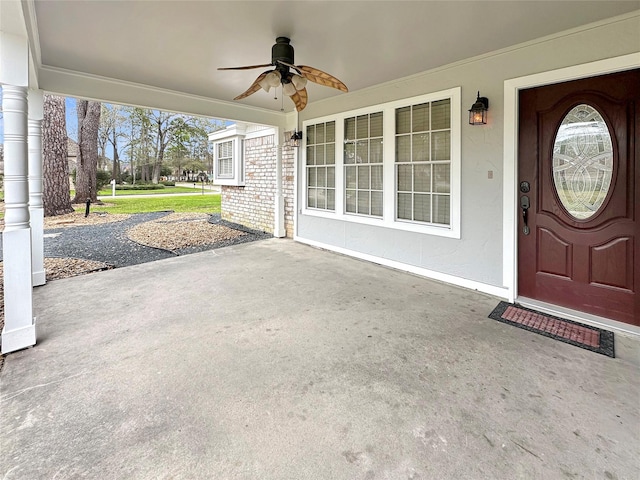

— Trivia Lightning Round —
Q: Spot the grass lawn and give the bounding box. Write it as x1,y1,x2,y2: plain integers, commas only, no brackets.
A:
96,186,204,196
79,194,221,215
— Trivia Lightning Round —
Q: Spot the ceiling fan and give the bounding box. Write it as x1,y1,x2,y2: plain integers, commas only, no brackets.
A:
218,37,348,111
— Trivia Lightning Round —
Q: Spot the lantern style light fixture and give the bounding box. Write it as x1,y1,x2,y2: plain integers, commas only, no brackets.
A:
468,91,489,125
290,130,303,147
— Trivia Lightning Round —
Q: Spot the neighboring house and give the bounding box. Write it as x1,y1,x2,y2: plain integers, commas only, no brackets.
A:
67,137,78,189
1,2,639,355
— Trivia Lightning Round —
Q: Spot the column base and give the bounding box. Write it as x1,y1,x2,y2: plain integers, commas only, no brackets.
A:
1,319,36,354
32,269,46,286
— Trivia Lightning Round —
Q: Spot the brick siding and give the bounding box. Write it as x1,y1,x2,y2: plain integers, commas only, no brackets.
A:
221,132,295,237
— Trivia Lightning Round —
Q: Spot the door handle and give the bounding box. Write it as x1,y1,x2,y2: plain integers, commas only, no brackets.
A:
520,195,530,235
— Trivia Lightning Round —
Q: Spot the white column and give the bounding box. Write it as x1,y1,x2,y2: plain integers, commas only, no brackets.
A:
273,129,286,238
29,90,45,286
1,85,36,354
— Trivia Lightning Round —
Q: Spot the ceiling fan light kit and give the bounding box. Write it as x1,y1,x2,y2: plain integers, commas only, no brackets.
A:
218,37,348,111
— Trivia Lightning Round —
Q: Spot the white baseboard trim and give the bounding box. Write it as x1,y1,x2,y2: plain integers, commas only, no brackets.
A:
1,319,37,354
32,270,46,287
517,297,640,337
294,236,509,299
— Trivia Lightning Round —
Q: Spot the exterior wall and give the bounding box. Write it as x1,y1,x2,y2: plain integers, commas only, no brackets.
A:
294,13,640,294
220,132,295,237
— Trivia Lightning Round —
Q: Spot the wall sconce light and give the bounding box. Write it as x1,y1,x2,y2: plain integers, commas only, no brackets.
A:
290,130,303,147
468,91,489,125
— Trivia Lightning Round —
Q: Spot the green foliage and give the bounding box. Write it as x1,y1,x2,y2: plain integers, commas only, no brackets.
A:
96,170,112,192
87,194,221,214
115,184,165,191
161,181,176,186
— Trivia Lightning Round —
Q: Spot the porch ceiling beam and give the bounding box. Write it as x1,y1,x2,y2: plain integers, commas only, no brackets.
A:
38,65,287,129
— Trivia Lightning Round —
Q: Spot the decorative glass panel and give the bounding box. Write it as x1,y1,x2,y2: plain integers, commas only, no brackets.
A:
553,104,613,220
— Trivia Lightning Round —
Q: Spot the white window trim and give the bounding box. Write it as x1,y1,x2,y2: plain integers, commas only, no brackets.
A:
211,124,247,186
301,87,461,239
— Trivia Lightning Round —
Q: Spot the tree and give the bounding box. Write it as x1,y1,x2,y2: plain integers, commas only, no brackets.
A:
42,95,74,216
99,104,128,182
72,100,101,203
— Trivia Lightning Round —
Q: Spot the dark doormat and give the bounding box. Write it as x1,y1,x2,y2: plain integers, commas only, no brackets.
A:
488,301,615,358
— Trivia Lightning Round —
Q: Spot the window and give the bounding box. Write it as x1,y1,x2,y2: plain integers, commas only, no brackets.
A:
210,124,246,186
301,87,460,238
306,121,336,211
344,112,383,217
217,140,233,178
396,99,451,225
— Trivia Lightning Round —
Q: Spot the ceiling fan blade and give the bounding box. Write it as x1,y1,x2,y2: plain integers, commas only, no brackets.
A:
218,63,273,71
289,88,308,112
233,71,269,100
295,65,348,92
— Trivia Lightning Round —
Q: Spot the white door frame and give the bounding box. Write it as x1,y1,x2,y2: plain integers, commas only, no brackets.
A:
502,52,640,331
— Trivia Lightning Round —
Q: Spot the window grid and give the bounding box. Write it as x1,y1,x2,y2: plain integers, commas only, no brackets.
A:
217,140,233,178
306,121,336,211
395,99,451,225
344,112,384,217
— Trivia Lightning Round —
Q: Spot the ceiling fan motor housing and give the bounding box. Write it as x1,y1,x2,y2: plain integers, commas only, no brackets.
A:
273,37,294,81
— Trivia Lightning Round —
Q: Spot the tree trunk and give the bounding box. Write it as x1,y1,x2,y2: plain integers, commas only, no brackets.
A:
42,94,74,216
111,128,120,182
72,100,101,203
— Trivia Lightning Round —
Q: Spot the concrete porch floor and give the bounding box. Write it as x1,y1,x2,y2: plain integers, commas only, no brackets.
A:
1,239,639,479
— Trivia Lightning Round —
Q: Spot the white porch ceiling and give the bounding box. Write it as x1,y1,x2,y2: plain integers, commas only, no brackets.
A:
32,1,639,115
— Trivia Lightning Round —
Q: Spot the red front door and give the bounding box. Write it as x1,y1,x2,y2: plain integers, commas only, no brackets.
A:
518,69,639,326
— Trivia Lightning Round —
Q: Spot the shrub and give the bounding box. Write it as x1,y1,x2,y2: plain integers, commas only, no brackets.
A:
160,181,175,186
115,184,165,191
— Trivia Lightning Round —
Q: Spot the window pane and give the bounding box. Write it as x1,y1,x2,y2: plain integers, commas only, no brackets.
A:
413,103,429,132
327,189,335,210
326,121,335,142
358,165,370,189
345,166,357,188
434,164,450,193
414,164,431,192
317,189,326,209
316,123,325,143
397,164,412,191
414,194,431,222
431,131,450,161
356,140,369,163
346,189,356,213
344,142,355,164
433,195,450,224
370,138,383,163
327,167,335,188
356,115,369,138
432,99,451,130
396,107,411,134
397,193,412,220
412,133,429,162
370,112,383,137
396,135,411,163
371,191,383,216
317,167,326,187
357,191,370,215
371,165,383,190
316,144,325,165
308,167,317,187
345,117,355,141
307,125,315,145
326,145,335,165
306,146,315,165
307,188,317,208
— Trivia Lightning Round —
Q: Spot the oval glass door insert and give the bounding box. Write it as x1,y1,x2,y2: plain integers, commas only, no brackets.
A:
552,104,613,219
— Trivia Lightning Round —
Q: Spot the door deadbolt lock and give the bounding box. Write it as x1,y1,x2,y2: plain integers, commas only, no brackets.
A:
519,181,530,193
